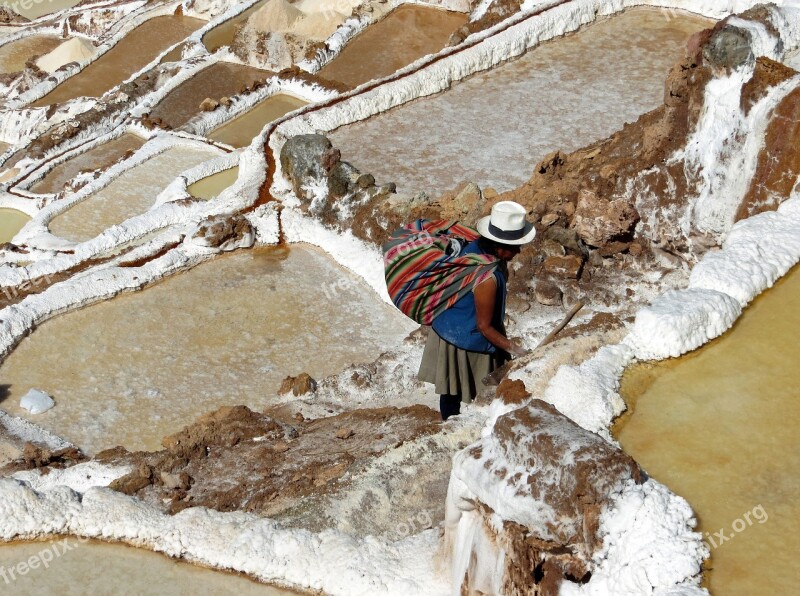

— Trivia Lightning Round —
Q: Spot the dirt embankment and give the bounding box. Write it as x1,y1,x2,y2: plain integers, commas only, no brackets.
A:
87,404,443,523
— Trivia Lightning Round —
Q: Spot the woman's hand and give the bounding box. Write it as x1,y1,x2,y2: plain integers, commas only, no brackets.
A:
509,343,530,359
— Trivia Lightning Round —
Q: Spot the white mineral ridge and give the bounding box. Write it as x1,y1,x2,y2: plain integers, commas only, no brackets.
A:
626,288,742,360
12,462,131,493
0,479,450,595
19,389,55,414
689,198,800,305
560,480,707,596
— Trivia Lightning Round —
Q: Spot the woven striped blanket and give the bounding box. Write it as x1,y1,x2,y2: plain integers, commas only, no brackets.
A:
383,219,498,325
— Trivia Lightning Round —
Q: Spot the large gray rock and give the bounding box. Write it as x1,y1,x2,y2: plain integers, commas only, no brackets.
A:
280,134,334,201
703,25,754,69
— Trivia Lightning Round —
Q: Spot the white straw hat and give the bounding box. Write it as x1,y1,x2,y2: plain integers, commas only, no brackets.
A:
476,201,536,245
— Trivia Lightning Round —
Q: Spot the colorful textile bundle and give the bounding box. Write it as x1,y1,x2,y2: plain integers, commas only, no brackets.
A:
383,219,498,325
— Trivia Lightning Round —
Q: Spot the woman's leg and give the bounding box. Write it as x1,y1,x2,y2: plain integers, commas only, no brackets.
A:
439,394,461,420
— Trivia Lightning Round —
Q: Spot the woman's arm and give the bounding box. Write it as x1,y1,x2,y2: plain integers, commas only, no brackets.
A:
474,278,527,357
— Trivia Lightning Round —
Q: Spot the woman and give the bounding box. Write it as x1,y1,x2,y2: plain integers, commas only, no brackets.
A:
418,201,536,420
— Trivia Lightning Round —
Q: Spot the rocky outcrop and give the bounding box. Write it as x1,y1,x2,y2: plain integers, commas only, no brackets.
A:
190,214,255,251
447,400,644,594
280,133,395,226
95,404,444,525
570,189,639,247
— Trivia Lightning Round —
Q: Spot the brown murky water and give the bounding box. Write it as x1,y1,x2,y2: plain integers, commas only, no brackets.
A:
0,208,29,243
615,265,800,595
318,4,467,88
0,539,294,595
30,133,145,195
330,8,713,194
208,93,307,148
202,0,269,52
31,17,205,106
0,35,61,74
188,166,239,199
149,62,271,130
48,145,220,242
0,245,414,453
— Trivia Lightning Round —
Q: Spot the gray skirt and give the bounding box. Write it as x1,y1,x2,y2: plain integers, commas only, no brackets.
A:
417,329,507,402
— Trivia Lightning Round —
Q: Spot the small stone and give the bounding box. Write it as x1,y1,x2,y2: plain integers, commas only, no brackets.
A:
160,471,192,491
589,250,604,267
278,373,318,396
272,441,290,453
541,239,565,258
336,428,355,440
219,96,232,107
543,255,584,279
534,281,563,306
356,173,375,188
541,213,559,227
598,241,631,257
199,97,219,112
628,242,643,257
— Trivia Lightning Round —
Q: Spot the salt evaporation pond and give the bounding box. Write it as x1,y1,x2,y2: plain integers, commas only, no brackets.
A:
319,4,467,88
0,245,414,453
29,133,145,195
188,166,239,199
0,35,61,73
208,94,308,148
0,539,294,595
0,208,29,243
31,17,205,106
615,266,800,594
330,8,712,195
49,145,219,242
0,0,82,20
149,62,270,130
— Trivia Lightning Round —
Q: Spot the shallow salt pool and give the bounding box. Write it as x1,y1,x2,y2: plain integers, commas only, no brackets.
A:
31,17,205,106
0,245,414,454
0,35,61,73
208,94,308,148
48,144,220,242
614,265,800,594
0,538,294,595
0,208,29,243
149,62,271,130
188,166,239,199
29,133,146,195
329,7,713,195
0,0,82,21
319,4,466,88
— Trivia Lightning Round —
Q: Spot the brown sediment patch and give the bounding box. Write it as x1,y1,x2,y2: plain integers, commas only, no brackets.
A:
97,404,441,517
28,133,145,194
737,64,800,221
318,4,468,88
149,62,272,130
31,16,205,106
0,35,61,74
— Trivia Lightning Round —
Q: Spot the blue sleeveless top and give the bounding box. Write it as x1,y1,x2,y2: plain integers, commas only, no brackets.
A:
431,240,506,354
